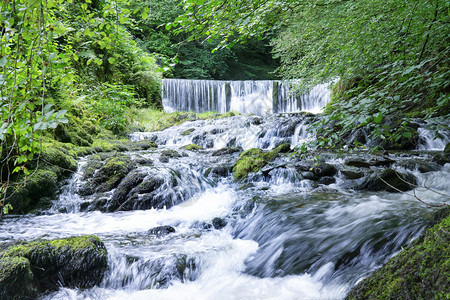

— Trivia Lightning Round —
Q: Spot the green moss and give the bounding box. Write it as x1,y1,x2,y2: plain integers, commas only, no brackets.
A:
0,256,36,299
181,144,204,151
181,128,196,136
233,144,291,181
346,210,450,299
1,235,108,295
233,156,267,181
239,148,263,158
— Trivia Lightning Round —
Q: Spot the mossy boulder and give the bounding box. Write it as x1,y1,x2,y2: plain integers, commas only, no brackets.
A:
0,235,107,299
433,142,450,165
79,155,136,196
359,169,417,192
212,147,243,156
160,150,183,158
345,209,450,299
233,144,290,181
181,144,203,151
128,139,158,151
0,256,36,299
7,169,59,214
181,128,195,136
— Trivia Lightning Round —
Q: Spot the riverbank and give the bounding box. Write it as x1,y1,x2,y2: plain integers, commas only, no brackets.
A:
0,111,448,299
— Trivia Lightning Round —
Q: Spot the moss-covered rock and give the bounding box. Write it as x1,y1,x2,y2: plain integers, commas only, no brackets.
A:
0,256,36,299
345,209,450,299
0,235,107,298
211,147,243,156
128,139,158,151
79,155,136,196
181,128,195,136
232,144,292,181
181,144,203,151
7,169,59,214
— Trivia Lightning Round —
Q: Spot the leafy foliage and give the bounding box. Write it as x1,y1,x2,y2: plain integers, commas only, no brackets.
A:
171,0,450,152
0,0,162,215
126,0,279,79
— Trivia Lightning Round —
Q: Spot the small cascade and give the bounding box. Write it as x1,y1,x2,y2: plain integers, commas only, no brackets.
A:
130,114,314,151
417,126,450,151
162,79,331,115
2,112,449,300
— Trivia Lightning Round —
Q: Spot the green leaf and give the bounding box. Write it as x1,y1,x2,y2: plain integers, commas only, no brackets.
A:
108,57,116,64
142,11,148,20
374,113,383,124
402,132,412,138
0,57,7,67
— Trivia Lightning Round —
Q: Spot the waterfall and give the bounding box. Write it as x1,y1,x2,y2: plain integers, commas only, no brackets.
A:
162,79,331,115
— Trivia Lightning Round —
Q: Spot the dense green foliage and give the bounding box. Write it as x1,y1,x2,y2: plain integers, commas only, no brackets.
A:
125,0,279,80
0,0,162,215
171,0,450,152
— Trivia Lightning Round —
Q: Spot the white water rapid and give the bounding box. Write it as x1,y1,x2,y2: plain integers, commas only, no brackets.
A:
162,79,331,115
0,114,449,300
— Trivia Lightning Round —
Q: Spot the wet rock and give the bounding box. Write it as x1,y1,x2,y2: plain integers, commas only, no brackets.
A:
345,209,450,300
161,150,183,158
148,226,176,237
134,156,153,166
108,171,146,210
204,165,231,178
212,217,227,229
0,235,107,298
181,144,204,151
210,128,224,135
301,171,318,181
129,139,158,151
7,169,59,214
212,147,243,156
432,143,450,165
318,176,336,185
398,160,441,173
345,157,394,168
80,155,136,195
204,139,214,148
135,176,165,194
250,117,262,125
181,128,195,136
312,163,337,177
226,137,237,147
345,159,372,168
341,168,364,180
272,142,291,153
370,157,395,167
144,255,197,288
359,169,417,192
277,120,298,137
0,256,36,299
159,156,170,163
192,134,206,145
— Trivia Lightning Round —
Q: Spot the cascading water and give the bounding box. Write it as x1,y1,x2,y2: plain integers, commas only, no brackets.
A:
1,113,448,300
162,79,331,115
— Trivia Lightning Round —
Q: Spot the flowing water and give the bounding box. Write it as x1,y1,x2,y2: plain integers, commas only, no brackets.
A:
1,93,449,299
162,79,331,115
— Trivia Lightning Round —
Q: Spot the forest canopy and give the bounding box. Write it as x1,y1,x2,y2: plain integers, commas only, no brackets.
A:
170,0,450,150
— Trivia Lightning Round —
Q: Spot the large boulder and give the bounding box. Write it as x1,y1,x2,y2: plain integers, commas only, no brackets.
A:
79,154,136,196
359,169,417,192
0,235,108,299
0,256,36,299
345,208,450,299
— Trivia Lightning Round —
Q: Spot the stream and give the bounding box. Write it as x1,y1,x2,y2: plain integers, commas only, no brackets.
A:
1,81,449,299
